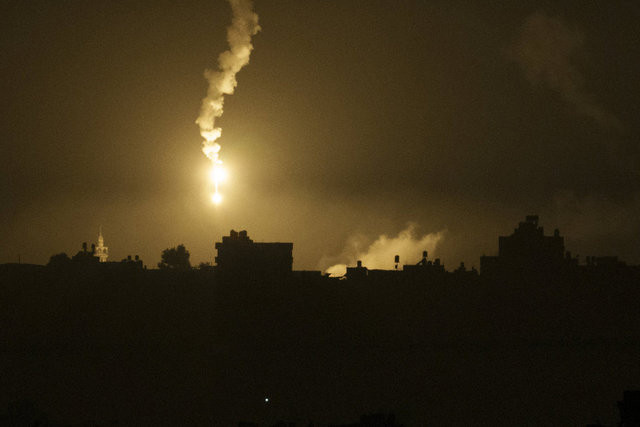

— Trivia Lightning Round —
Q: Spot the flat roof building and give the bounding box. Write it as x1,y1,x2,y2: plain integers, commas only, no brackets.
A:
214,230,293,278
481,215,570,277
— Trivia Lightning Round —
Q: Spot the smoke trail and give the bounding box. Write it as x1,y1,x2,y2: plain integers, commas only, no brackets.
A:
196,0,260,202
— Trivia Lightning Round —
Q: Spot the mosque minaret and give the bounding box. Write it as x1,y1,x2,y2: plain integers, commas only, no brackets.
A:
95,227,109,263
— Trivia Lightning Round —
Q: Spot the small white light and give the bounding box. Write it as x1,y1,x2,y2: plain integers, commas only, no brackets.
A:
265,398,269,403
212,192,222,204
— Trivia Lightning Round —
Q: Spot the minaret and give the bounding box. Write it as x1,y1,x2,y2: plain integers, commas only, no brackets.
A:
95,226,109,263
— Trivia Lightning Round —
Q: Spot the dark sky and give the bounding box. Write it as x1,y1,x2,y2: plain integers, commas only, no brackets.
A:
2,0,640,270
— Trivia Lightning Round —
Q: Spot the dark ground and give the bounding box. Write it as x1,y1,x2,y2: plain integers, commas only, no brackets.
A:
1,265,639,425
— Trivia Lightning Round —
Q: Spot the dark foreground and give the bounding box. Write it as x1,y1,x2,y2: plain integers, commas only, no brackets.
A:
1,265,639,425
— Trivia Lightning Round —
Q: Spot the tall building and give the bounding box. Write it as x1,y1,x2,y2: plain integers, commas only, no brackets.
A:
480,215,570,276
95,227,109,263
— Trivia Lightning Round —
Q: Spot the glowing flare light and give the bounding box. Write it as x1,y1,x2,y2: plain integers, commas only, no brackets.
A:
209,162,226,205
211,192,223,205
196,0,260,206
209,164,227,184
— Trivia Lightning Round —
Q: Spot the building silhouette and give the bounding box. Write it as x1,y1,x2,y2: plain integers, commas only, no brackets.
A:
71,241,100,265
344,249,475,282
480,215,575,277
402,250,447,277
215,230,293,277
339,215,639,282
618,391,640,427
64,234,144,271
346,260,368,280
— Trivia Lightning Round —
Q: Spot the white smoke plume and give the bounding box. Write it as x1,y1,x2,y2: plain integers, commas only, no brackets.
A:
323,224,446,277
196,0,261,162
511,11,621,130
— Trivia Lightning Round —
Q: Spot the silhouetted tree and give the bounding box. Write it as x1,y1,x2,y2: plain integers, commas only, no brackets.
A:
158,244,191,270
47,252,71,268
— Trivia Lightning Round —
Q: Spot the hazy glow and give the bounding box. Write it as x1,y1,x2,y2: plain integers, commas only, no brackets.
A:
324,224,445,277
326,264,348,277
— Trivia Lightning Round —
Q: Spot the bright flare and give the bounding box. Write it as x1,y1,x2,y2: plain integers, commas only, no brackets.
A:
208,163,226,205
196,0,260,207
212,192,223,205
209,164,227,184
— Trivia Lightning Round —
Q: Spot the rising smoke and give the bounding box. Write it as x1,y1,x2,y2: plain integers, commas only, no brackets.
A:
323,224,446,277
510,11,621,130
196,0,260,198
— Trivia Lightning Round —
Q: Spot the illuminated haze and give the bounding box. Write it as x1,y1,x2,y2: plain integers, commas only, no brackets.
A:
1,2,640,269
323,224,445,277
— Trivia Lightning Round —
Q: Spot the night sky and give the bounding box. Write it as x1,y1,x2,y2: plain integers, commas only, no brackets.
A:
2,1,640,270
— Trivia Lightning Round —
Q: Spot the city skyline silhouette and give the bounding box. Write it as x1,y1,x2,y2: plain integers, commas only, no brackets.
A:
2,214,640,425
2,1,640,425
